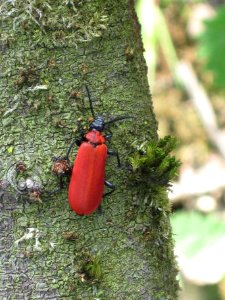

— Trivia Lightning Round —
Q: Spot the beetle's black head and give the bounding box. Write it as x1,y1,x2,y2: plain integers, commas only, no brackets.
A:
90,116,104,131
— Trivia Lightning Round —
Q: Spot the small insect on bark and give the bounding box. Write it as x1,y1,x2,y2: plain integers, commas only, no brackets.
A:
6,162,43,203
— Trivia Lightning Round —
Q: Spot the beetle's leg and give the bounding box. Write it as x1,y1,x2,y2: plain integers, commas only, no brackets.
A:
104,128,113,141
104,133,112,141
107,149,121,167
76,119,86,139
50,166,72,195
65,120,85,159
51,156,71,193
44,185,61,196
59,175,64,189
45,178,65,196
65,139,77,160
103,180,116,197
97,180,116,214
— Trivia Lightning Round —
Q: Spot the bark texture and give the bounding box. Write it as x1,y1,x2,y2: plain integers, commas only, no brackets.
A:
0,0,178,299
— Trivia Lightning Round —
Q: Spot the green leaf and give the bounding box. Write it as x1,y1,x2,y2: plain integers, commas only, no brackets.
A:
171,210,225,284
198,5,225,89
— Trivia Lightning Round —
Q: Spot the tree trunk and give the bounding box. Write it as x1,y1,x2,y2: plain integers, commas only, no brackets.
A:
0,0,178,299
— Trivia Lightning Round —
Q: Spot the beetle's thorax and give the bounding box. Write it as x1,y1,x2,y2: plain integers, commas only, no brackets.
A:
89,116,104,131
85,130,105,145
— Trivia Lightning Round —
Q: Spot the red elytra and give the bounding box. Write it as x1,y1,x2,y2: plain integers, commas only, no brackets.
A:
68,130,107,215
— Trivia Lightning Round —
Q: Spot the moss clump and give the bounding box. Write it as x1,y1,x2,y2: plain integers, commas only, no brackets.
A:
130,136,181,188
77,251,102,283
128,137,180,299
62,231,78,241
15,63,39,88
0,0,108,47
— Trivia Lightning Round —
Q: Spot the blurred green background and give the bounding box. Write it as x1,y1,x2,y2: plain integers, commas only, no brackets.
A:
136,1,225,299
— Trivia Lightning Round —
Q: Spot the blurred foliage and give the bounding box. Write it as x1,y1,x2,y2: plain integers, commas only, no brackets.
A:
137,0,225,298
198,5,225,89
160,0,205,8
172,210,225,286
172,210,225,259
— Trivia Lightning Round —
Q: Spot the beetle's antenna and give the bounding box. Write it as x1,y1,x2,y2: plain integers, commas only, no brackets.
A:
85,85,96,119
104,116,134,125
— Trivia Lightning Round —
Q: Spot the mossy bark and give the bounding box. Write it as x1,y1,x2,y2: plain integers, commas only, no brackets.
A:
0,0,178,299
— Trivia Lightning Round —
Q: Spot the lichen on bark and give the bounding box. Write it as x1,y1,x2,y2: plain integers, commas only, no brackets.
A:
0,0,178,299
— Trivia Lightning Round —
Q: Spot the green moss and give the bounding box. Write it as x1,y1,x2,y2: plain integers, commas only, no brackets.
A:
62,231,79,241
0,0,108,48
125,137,181,299
77,251,102,283
128,136,180,229
15,63,39,88
130,135,181,189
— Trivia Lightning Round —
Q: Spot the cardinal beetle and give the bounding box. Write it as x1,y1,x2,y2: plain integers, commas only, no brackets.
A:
57,85,133,215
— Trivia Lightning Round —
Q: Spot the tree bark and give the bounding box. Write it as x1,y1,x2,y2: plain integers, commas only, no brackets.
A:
0,0,178,299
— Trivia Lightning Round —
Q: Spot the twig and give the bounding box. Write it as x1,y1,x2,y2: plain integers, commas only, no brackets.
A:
175,61,225,160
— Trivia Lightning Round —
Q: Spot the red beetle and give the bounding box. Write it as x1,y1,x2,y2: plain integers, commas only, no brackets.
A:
65,86,132,215
68,124,108,215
